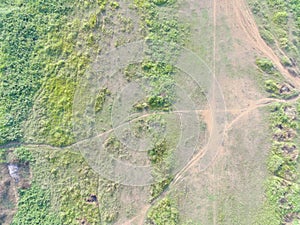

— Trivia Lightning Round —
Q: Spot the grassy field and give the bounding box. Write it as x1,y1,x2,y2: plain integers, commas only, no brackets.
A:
1,0,300,224
0,0,192,224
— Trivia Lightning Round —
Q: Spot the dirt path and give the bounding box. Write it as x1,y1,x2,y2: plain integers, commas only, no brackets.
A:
2,94,298,225
130,95,299,224
126,0,300,222
122,205,150,225
224,0,300,88
226,95,300,131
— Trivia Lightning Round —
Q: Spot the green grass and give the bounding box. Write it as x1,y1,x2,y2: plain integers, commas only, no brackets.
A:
0,0,110,146
255,58,299,99
259,102,300,224
249,0,300,62
0,1,130,224
132,0,189,201
0,0,73,145
23,148,121,225
1,0,191,223
11,183,60,225
146,196,179,225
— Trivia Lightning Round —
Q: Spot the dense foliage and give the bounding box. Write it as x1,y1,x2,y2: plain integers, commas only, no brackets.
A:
263,103,300,224
11,184,60,225
14,146,35,164
250,0,300,68
250,2,300,222
1,0,188,223
0,0,73,144
255,58,299,99
146,197,179,225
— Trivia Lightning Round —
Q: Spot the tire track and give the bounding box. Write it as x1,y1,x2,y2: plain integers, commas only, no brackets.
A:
224,0,300,88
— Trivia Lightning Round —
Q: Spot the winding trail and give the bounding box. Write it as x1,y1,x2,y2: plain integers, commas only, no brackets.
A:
129,95,300,224
126,0,300,223
2,96,299,225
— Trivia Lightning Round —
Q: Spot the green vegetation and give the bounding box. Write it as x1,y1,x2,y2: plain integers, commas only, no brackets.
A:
11,184,60,225
127,62,176,112
0,0,73,145
21,4,100,146
33,77,78,146
146,197,179,225
13,146,35,164
0,146,34,165
264,80,299,99
262,102,300,224
0,148,6,163
255,58,299,99
22,148,121,225
130,0,188,202
148,139,174,200
256,58,276,74
142,62,176,111
250,0,300,65
151,0,173,6
148,139,170,164
95,88,111,112
0,0,189,223
0,1,131,224
133,0,187,112
0,0,113,146
134,0,187,45
149,177,173,201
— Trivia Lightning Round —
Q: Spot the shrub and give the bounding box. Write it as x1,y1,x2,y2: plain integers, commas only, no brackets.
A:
151,0,169,6
11,184,60,225
14,147,35,164
95,88,110,112
264,80,279,94
272,11,288,26
256,58,275,74
280,56,292,66
260,29,275,45
147,197,179,225
0,149,6,163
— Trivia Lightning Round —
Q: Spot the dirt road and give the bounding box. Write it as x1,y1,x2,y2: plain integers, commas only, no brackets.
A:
223,0,300,88
129,0,300,223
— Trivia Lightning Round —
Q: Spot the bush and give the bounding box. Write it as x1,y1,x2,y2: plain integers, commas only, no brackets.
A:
272,11,288,26
14,147,35,164
94,88,110,112
256,58,275,74
267,152,284,174
279,37,289,49
0,149,6,163
280,56,292,66
147,197,179,225
260,29,275,45
264,80,279,94
151,0,169,6
11,184,60,225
